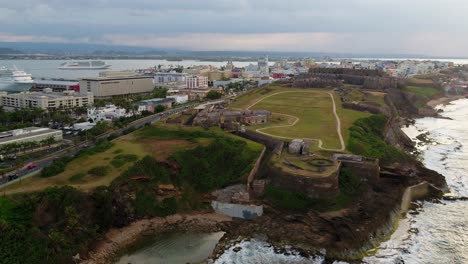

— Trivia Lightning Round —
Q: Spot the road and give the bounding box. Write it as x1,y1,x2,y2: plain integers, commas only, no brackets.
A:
0,101,207,188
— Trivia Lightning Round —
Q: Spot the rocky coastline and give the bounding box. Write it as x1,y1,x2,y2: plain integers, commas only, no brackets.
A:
84,88,453,264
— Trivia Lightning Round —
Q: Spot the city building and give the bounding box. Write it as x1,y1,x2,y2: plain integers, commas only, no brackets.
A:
167,94,189,104
193,109,271,130
202,70,232,81
0,127,63,147
99,71,138,77
258,56,269,76
153,72,187,84
0,89,93,110
31,79,80,92
226,61,234,71
186,75,209,89
87,104,132,122
79,75,154,98
134,98,175,113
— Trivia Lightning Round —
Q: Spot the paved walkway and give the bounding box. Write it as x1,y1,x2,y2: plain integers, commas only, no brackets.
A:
247,91,345,151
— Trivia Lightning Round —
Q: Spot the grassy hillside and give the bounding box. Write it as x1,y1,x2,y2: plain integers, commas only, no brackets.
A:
0,124,262,195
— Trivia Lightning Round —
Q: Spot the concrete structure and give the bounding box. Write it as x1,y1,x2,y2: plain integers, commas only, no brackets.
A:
333,154,380,182
0,89,93,110
32,79,80,92
186,75,208,89
167,94,189,104
72,122,96,131
178,88,222,101
134,98,174,113
287,139,311,156
0,127,63,146
193,109,271,129
87,104,131,122
79,76,153,98
211,201,263,220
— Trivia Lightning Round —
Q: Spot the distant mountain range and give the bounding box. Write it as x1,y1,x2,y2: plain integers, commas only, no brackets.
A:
0,47,23,54
0,41,462,59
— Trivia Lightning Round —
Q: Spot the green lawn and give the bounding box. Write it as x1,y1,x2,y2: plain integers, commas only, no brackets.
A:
233,86,370,150
406,86,441,100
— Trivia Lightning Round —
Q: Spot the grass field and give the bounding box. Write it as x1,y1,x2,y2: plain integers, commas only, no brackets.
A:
346,90,386,106
0,124,263,195
406,86,441,101
231,86,370,150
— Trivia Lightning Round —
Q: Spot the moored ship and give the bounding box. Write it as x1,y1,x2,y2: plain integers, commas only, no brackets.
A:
58,60,111,70
0,66,34,92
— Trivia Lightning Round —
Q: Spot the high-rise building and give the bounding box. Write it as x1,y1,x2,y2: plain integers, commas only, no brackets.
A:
257,56,269,76
186,75,209,89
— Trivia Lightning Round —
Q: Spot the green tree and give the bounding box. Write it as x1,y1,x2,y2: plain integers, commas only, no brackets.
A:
206,91,222,100
152,88,168,98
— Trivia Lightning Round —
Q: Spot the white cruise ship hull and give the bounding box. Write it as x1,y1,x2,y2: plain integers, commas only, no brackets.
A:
0,81,32,92
58,65,112,70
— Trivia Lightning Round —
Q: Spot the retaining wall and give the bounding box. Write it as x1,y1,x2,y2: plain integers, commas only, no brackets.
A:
211,201,263,220
267,166,340,199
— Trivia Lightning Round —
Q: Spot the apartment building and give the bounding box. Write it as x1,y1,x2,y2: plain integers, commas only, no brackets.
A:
0,89,93,110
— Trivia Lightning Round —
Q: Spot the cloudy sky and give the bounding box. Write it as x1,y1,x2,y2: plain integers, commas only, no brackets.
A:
1,0,468,56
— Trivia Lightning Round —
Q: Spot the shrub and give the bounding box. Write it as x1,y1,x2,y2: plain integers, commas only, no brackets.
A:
348,115,409,164
69,172,86,182
171,138,259,191
41,156,73,178
206,90,222,100
263,186,312,210
88,166,110,177
119,156,170,183
76,140,114,158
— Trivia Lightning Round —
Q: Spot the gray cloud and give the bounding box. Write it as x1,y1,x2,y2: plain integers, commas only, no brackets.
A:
0,0,468,55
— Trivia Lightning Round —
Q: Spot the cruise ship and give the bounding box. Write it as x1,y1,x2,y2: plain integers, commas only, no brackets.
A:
0,66,34,92
58,60,112,70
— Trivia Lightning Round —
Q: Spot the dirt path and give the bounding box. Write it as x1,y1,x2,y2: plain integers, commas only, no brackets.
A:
247,91,345,151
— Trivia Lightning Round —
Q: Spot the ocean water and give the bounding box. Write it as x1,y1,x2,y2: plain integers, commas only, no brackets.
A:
214,239,326,264
364,98,468,264
0,59,260,80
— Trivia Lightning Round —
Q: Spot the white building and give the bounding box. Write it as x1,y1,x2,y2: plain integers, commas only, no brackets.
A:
0,127,63,147
0,89,93,110
153,72,187,84
186,75,208,89
167,95,189,104
87,104,133,122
